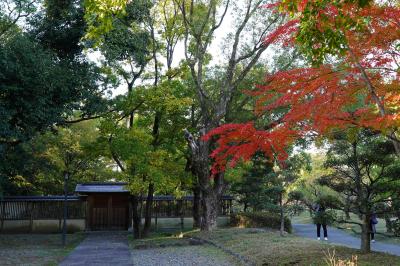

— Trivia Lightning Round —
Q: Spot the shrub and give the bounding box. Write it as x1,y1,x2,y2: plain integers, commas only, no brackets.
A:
392,219,400,237
230,212,292,233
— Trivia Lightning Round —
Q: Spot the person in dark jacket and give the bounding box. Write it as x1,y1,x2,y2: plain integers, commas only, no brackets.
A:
313,203,328,240
370,213,378,243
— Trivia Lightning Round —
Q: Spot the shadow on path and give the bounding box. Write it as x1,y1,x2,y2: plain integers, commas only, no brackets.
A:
59,232,132,266
293,223,400,256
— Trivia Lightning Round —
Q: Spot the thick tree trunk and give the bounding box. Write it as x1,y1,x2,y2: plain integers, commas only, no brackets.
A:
142,183,154,237
201,191,219,231
184,130,225,232
131,195,141,239
360,215,371,253
192,185,202,228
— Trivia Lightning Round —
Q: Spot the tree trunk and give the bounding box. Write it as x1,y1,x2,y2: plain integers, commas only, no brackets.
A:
279,193,285,237
131,195,141,239
201,191,219,231
192,185,202,228
360,214,371,253
184,130,225,232
142,183,154,237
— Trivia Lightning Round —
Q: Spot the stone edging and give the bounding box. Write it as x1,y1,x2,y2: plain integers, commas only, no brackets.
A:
186,236,256,266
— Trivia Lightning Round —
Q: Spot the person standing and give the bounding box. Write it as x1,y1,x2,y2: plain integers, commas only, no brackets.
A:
313,203,328,240
370,213,378,243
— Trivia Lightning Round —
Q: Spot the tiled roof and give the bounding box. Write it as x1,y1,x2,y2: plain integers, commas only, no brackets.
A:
1,196,83,201
75,182,129,193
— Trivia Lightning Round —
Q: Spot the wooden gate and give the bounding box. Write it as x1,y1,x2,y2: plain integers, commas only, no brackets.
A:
89,194,128,231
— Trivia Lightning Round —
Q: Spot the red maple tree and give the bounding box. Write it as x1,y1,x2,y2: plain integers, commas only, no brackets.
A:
205,1,400,173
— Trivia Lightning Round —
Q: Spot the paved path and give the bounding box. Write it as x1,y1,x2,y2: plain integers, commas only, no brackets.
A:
293,223,400,256
60,232,132,266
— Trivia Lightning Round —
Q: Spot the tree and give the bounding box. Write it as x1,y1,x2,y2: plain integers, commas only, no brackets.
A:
0,0,37,38
94,80,192,238
0,0,109,194
206,1,400,175
264,152,309,236
318,129,400,253
295,153,338,217
176,0,289,231
229,154,274,212
1,121,113,195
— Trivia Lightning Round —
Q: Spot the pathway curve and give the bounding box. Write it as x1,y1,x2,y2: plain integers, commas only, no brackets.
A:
59,232,132,266
293,223,400,256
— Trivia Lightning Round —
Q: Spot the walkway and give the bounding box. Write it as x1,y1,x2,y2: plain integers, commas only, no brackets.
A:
59,232,132,266
293,223,400,256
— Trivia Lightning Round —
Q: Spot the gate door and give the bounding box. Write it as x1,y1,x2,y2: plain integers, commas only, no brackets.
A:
90,194,128,230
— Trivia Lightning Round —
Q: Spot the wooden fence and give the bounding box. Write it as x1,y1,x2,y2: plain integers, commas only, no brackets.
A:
0,195,233,232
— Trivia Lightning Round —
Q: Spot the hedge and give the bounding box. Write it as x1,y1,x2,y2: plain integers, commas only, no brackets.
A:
230,212,292,233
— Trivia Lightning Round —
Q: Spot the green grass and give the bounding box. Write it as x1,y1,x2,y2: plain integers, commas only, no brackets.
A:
129,228,240,265
187,228,400,266
0,233,85,266
292,211,400,245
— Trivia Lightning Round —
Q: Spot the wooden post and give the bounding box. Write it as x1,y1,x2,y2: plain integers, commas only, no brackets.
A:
0,200,5,232
62,172,69,246
29,202,34,233
155,201,158,231
84,200,88,231
108,195,112,230
178,200,184,231
59,201,62,232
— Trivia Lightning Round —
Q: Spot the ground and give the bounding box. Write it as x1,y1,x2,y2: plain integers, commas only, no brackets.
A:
0,233,84,266
188,228,400,265
293,223,400,256
129,231,238,266
1,227,400,265
292,211,400,245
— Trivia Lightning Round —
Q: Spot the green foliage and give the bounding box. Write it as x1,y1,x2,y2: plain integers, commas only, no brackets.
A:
0,0,37,38
312,209,336,226
294,153,337,208
84,0,152,47
230,212,292,233
284,0,374,64
229,155,274,211
29,0,86,58
318,129,400,230
1,121,113,195
392,220,400,237
0,33,103,145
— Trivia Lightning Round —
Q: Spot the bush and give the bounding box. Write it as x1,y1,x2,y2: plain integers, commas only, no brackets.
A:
392,219,400,237
230,212,292,233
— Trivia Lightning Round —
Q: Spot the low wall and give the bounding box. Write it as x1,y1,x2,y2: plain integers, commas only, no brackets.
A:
1,219,85,233
1,217,230,233
134,216,230,231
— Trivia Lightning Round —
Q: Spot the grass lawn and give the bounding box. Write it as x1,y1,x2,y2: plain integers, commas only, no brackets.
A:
188,228,400,266
129,230,240,265
292,211,400,245
0,233,85,266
